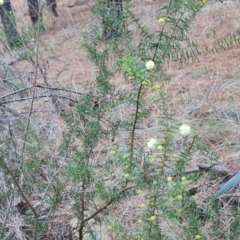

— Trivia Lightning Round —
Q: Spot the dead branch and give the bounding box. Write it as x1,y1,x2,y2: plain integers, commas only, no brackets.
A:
0,84,83,100
1,94,77,105
185,163,229,176
197,163,229,175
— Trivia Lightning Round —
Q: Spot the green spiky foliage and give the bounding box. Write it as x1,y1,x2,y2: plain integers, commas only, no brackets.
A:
61,0,222,239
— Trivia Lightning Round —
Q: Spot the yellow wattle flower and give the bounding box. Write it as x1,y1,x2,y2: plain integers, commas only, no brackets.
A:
158,18,165,24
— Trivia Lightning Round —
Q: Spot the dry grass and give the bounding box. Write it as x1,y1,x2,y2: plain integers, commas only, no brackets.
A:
1,0,240,239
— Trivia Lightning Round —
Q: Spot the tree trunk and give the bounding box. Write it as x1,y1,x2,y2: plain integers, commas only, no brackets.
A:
47,0,59,17
27,0,44,30
0,0,21,47
102,0,123,41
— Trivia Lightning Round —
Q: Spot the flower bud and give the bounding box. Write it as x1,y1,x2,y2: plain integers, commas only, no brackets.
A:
158,18,165,24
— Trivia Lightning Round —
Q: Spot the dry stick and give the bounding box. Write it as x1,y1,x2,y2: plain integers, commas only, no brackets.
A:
36,84,84,95
8,124,18,154
0,106,28,118
0,84,83,99
79,179,86,240
20,14,43,239
79,200,113,240
1,189,14,239
172,164,229,178
49,170,61,231
38,162,65,221
78,185,136,240
31,54,49,86
85,185,136,223
197,163,229,176
184,168,202,174
21,57,38,154
1,94,77,105
2,229,15,240
0,157,38,227
130,84,143,162
0,106,63,119
38,143,73,228
21,84,38,157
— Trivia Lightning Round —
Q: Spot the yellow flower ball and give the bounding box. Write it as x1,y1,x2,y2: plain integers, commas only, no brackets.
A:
149,216,157,221
138,219,143,224
111,151,117,156
140,203,146,209
195,235,201,239
153,84,161,90
124,173,130,179
181,176,187,181
125,165,130,169
142,80,148,85
146,60,155,70
172,153,178,158
151,156,157,162
181,223,187,228
158,18,165,24
157,145,163,151
0,0,4,6
107,226,113,231
167,177,172,182
137,190,142,194
176,195,183,201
